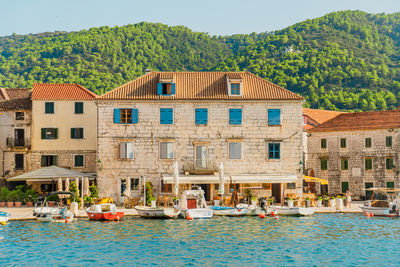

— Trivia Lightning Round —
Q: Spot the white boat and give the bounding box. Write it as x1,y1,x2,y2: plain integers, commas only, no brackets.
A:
276,206,314,216
210,206,249,216
135,206,179,219
0,211,10,225
174,188,213,219
360,188,400,217
34,191,75,223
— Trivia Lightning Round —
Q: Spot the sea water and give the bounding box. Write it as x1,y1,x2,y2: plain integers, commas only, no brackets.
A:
0,214,399,266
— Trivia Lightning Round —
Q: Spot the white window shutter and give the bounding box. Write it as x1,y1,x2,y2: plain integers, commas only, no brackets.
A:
167,142,173,159
127,142,133,159
120,142,126,159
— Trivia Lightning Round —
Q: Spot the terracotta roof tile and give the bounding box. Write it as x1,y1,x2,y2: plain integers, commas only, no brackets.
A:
308,110,400,132
0,88,30,101
303,108,345,125
31,83,97,100
99,72,303,101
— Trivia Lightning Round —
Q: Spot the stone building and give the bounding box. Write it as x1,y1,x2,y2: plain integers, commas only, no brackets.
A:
29,83,98,192
0,88,32,184
96,71,304,203
307,110,400,199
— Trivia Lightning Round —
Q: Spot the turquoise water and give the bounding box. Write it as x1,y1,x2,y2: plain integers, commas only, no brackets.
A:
0,214,400,266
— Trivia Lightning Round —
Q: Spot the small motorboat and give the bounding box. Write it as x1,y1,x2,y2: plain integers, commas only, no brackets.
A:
360,188,400,217
175,188,213,219
240,203,278,216
34,191,75,223
275,206,314,216
135,206,179,219
211,206,248,216
86,203,124,221
0,211,10,225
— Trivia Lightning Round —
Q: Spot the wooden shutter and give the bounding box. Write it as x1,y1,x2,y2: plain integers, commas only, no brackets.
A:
131,109,138,124
126,143,133,159
268,109,281,125
120,143,126,159
41,128,46,139
160,108,173,124
195,109,207,125
114,109,121,124
171,83,176,95
166,109,173,124
54,128,58,139
157,83,163,95
229,143,241,159
160,142,167,158
71,128,75,139
41,156,46,167
229,109,242,125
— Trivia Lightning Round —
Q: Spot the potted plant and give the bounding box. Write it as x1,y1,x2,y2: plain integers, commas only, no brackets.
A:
268,197,274,206
316,196,322,207
250,196,258,206
0,187,8,207
287,197,294,208
7,190,18,207
14,189,24,208
329,196,336,207
213,195,220,206
47,194,59,207
150,197,157,208
25,189,37,207
145,182,154,206
305,197,311,208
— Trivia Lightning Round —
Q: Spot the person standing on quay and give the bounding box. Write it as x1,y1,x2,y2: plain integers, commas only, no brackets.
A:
346,190,352,208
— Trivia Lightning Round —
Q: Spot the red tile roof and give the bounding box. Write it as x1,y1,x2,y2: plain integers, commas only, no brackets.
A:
31,83,97,100
303,108,345,125
99,72,303,101
0,88,31,101
308,109,400,132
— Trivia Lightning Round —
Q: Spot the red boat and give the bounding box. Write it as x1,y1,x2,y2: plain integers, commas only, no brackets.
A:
86,203,124,221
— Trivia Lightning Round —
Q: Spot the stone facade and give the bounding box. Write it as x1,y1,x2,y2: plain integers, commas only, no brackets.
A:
29,150,96,172
97,100,304,202
307,129,400,199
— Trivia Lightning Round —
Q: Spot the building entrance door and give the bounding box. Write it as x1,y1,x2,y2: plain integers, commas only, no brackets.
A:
365,182,374,200
198,184,210,201
271,183,281,204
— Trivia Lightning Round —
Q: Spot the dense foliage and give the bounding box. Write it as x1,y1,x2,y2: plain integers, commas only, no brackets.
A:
1,11,400,110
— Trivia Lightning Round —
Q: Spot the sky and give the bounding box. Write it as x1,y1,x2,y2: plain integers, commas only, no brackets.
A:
1,0,400,37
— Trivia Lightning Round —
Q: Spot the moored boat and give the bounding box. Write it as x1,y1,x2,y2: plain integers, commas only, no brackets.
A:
275,206,314,216
360,188,400,217
34,191,75,223
210,206,248,216
86,203,124,221
135,206,179,219
0,211,10,225
175,188,213,219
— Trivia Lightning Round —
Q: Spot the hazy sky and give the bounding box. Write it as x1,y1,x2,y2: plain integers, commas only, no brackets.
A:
1,0,400,37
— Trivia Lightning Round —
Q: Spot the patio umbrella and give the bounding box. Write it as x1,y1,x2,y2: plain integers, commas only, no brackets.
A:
57,178,63,192
173,161,179,197
219,162,225,196
65,178,70,192
83,177,90,196
123,178,131,198
75,177,80,197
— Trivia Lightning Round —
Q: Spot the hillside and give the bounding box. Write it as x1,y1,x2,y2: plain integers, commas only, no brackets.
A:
1,11,400,110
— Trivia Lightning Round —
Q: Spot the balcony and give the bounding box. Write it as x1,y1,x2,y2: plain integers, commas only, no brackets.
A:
183,161,218,175
6,137,31,149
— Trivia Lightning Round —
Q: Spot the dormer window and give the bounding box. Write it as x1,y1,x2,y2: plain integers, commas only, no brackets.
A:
157,82,176,96
231,83,241,95
162,83,172,95
226,74,243,96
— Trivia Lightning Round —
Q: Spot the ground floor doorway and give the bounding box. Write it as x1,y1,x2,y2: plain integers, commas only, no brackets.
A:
197,184,210,201
271,183,281,203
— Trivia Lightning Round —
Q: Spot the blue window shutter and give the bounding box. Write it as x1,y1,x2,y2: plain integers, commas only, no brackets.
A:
195,109,201,124
160,109,166,124
195,109,208,124
202,109,208,124
157,83,162,95
268,109,281,125
229,109,242,125
167,108,173,124
161,108,173,124
171,83,176,95
131,109,138,124
114,109,121,124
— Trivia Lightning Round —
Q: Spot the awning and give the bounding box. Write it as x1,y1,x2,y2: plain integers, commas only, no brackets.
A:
303,175,328,185
163,174,298,184
7,166,96,182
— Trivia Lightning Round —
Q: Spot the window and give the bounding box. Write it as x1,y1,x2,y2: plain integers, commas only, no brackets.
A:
75,102,84,114
230,83,240,95
15,112,24,120
161,180,172,193
121,178,140,196
268,109,281,125
195,108,208,125
320,159,328,170
71,128,84,139
321,139,327,149
229,109,242,125
341,158,348,170
387,181,395,189
340,138,346,148
41,155,57,167
45,102,54,114
157,83,176,96
160,142,173,159
195,146,207,168
15,154,24,170
365,138,372,148
286,183,296,189
341,182,349,193
386,136,392,148
386,158,394,170
365,158,373,170
268,143,280,159
229,184,240,193
114,109,138,124
229,142,242,159
74,155,84,167
120,142,133,159
41,128,58,139
160,108,173,125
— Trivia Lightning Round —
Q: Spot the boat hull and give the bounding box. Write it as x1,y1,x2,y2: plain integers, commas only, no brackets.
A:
135,206,178,219
211,206,248,216
86,210,124,221
276,207,314,216
179,208,213,219
360,206,398,217
0,212,10,224
35,212,74,223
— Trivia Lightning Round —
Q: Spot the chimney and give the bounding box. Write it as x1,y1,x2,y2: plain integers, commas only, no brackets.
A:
145,69,151,75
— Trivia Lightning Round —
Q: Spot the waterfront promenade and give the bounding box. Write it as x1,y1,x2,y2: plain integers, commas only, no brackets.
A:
2,202,364,220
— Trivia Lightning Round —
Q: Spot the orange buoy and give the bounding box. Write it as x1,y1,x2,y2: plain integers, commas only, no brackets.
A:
270,211,275,217
370,212,374,217
365,211,372,217
259,213,265,218
187,213,193,220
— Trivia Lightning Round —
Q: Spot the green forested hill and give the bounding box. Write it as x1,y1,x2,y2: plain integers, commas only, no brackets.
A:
1,11,400,110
